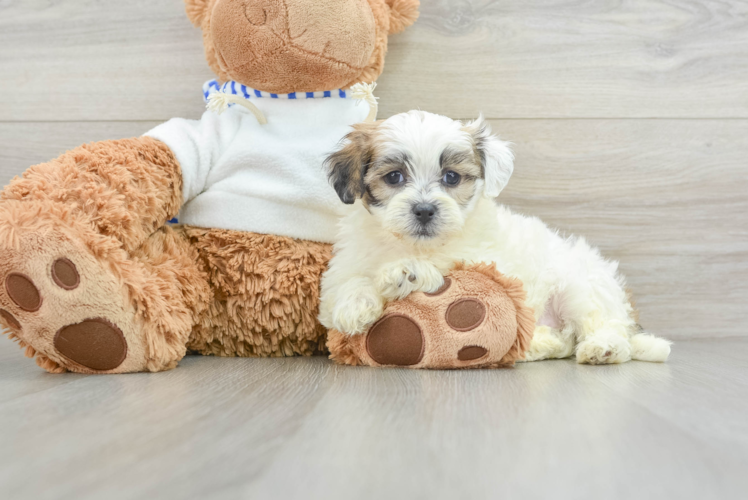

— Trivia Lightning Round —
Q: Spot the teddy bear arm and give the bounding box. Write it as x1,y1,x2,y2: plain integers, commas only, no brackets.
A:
1,136,183,253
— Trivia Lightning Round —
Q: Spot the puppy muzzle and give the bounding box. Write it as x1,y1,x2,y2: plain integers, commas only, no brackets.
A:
408,202,441,239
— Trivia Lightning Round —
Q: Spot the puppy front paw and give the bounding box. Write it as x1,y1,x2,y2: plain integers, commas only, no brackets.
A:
414,262,446,294
331,289,384,335
376,259,445,300
376,261,415,300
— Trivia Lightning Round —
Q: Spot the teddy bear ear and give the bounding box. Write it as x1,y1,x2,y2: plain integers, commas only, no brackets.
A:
184,0,211,27
386,0,420,34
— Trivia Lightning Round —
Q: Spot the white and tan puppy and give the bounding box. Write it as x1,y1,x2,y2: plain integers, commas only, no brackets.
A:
319,110,671,364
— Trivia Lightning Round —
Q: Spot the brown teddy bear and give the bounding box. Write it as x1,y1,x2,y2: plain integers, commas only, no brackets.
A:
0,0,421,373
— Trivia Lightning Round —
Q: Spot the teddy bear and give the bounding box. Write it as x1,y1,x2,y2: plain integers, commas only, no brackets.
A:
0,0,421,374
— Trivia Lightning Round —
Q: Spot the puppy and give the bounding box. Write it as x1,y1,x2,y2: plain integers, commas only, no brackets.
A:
319,110,671,364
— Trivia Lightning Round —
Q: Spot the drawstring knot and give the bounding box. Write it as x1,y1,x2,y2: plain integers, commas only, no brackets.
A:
350,82,379,122
206,92,267,124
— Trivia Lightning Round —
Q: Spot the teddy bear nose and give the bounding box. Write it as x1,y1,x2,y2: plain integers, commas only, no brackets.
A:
413,203,438,224
243,0,271,26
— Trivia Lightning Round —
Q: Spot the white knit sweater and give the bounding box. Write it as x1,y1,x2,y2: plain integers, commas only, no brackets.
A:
145,81,368,243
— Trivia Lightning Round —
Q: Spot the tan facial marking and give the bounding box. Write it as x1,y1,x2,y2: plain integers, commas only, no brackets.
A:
439,147,482,207
363,153,410,208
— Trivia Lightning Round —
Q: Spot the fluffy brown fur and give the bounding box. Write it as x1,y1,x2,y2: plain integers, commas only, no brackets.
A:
327,263,536,369
1,137,182,253
183,227,332,358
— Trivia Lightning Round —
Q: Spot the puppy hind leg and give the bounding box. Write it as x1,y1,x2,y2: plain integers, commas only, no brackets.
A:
574,320,632,365
521,325,574,362
561,255,635,365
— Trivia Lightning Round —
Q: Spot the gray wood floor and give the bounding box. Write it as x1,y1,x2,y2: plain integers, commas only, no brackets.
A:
1,337,747,499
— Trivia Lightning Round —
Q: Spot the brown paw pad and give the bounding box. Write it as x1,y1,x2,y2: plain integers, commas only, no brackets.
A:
445,298,486,331
51,258,80,290
457,345,488,361
5,273,42,312
54,318,127,371
366,314,424,366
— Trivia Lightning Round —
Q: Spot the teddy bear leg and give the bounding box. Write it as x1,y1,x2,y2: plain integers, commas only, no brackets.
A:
182,227,332,358
0,137,203,373
0,216,209,373
1,137,183,253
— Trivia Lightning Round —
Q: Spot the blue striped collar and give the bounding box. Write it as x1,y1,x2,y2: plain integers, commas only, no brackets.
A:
202,79,352,101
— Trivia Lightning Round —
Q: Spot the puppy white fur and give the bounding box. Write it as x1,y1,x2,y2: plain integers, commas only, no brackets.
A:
319,111,671,364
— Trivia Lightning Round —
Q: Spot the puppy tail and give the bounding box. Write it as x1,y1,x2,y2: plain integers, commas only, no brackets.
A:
630,332,672,362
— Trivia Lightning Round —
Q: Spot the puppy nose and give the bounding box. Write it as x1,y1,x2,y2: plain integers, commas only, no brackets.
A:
413,203,437,224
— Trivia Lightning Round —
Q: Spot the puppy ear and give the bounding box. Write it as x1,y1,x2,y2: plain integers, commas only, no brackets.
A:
386,0,420,34
464,115,514,198
184,0,211,27
326,124,377,205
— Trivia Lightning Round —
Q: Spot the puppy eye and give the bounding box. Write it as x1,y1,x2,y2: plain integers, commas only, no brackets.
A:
442,171,461,186
384,170,405,186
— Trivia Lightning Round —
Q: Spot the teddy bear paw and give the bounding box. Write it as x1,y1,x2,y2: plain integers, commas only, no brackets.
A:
327,264,536,369
0,216,148,373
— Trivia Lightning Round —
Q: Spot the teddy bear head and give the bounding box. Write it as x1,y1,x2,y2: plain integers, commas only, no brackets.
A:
184,0,419,94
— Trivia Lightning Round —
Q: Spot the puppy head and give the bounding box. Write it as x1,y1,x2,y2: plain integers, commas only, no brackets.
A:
326,110,514,245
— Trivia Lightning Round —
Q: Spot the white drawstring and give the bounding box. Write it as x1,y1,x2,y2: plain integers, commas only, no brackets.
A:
350,82,379,122
206,92,268,124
